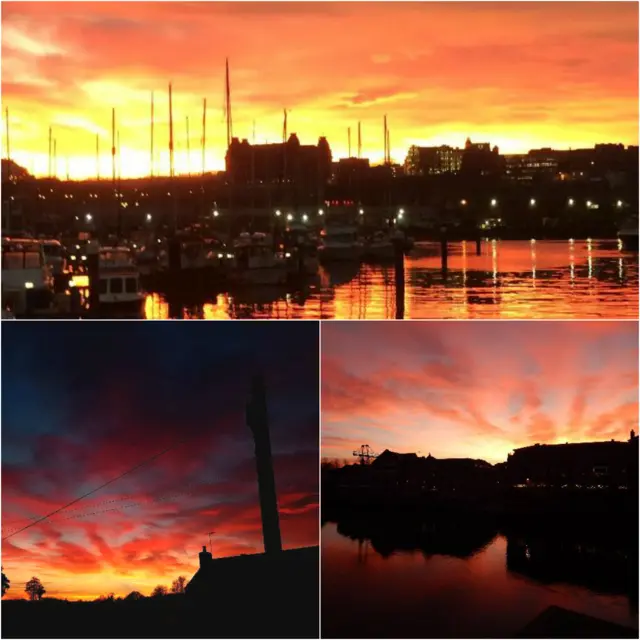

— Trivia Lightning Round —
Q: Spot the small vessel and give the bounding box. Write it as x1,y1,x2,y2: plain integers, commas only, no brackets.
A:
318,224,364,262
618,215,638,252
285,221,320,275
98,246,145,312
40,238,67,275
1,237,54,315
231,232,289,285
363,230,395,261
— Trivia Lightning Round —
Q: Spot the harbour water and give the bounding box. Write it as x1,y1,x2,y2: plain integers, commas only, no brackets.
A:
142,239,638,319
321,518,638,639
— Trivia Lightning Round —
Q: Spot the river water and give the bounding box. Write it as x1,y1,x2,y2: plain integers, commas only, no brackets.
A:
142,239,638,319
321,519,638,638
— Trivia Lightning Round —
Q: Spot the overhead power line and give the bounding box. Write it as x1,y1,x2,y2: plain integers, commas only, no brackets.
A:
2,441,185,541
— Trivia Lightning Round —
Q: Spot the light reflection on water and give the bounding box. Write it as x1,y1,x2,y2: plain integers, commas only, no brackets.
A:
321,521,638,639
143,239,638,319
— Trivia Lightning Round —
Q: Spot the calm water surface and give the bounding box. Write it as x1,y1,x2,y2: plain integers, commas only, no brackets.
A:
143,239,638,319
321,520,638,638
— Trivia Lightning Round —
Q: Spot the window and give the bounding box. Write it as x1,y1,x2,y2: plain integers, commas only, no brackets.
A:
125,277,137,293
110,278,123,294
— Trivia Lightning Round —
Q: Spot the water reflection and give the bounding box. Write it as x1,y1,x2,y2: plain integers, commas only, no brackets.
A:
321,514,638,639
142,240,638,319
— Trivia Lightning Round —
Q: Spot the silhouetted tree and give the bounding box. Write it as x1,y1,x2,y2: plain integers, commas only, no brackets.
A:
95,593,115,602
2,568,9,597
124,590,144,601
25,577,46,601
170,576,187,594
150,585,167,598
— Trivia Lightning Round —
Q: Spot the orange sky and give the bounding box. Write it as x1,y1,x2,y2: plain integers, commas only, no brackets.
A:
322,322,639,465
1,2,638,179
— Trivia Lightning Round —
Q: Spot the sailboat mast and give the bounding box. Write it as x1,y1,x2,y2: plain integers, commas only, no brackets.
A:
5,107,10,163
150,90,154,178
383,114,387,165
53,138,57,179
96,133,100,180
201,97,206,177
48,126,52,178
186,115,190,177
169,82,174,178
111,108,116,184
348,127,351,158
225,59,232,148
358,121,362,159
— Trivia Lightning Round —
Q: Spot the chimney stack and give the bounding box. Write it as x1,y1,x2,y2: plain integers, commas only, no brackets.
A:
199,545,213,568
246,374,282,555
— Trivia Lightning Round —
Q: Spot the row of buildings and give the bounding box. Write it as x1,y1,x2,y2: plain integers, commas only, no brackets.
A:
223,134,638,187
327,431,639,492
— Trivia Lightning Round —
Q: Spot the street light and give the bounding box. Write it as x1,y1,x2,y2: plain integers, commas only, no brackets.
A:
568,198,574,206
318,209,324,216
460,199,467,206
359,208,364,215
85,213,93,223
302,214,308,223
616,200,623,208
146,213,153,222
275,209,282,217
286,213,293,221
490,199,497,207
213,210,219,217
529,198,536,207
398,208,405,215
586,200,592,209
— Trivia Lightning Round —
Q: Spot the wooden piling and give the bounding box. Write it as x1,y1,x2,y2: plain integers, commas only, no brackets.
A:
86,242,101,316
393,235,405,319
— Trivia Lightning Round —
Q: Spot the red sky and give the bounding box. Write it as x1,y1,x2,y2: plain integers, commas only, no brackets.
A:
2,322,318,601
2,2,638,179
322,321,638,465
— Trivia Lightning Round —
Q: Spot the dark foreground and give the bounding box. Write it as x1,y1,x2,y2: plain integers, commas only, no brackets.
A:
2,547,319,639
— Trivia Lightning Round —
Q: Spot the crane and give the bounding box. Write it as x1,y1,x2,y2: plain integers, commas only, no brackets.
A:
352,444,378,465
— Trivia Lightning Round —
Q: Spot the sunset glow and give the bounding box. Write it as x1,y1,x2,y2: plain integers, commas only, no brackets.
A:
2,322,319,600
322,321,638,464
2,2,638,179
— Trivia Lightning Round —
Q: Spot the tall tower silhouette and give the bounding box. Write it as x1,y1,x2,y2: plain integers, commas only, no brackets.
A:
246,374,282,554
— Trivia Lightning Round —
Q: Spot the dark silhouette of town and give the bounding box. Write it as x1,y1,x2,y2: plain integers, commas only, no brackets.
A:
322,433,639,639
1,376,319,639
2,135,638,241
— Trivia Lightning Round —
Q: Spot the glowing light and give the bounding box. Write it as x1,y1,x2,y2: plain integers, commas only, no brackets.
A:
359,209,364,215
85,214,93,222
399,208,405,215
146,213,152,222
318,209,324,216
24,282,34,289
275,210,282,217
616,200,623,208
490,199,497,207
287,213,293,221
460,199,467,206
285,252,291,258
529,198,536,206
218,253,223,259
568,198,574,206
586,200,592,208
302,214,309,222
213,210,219,217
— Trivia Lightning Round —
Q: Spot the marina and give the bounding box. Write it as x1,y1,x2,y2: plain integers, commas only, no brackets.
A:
5,236,633,319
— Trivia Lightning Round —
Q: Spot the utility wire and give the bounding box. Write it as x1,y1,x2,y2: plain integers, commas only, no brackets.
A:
2,440,185,541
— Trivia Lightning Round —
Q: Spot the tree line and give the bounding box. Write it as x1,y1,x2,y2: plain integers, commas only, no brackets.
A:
1,568,188,601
